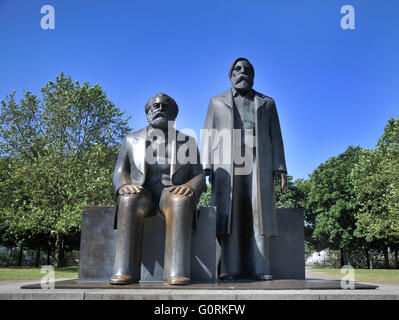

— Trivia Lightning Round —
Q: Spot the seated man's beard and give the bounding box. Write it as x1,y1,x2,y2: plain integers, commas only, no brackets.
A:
149,116,169,129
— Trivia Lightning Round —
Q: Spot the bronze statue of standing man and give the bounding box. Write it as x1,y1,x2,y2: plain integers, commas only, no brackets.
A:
201,58,287,280
110,93,205,285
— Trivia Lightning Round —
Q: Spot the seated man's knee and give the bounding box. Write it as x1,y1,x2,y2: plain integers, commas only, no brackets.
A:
117,191,153,215
161,192,195,215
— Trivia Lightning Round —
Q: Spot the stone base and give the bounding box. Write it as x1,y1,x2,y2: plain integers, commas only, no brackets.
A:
21,279,378,290
270,208,305,279
78,207,305,283
78,206,217,282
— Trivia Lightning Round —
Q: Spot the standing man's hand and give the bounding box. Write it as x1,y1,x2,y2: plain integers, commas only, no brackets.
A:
204,169,214,185
274,171,287,192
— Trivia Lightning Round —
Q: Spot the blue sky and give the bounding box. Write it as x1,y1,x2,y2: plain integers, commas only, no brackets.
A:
0,0,398,180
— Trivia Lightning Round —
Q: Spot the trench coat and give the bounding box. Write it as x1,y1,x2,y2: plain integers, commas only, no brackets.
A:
201,88,286,237
113,125,206,229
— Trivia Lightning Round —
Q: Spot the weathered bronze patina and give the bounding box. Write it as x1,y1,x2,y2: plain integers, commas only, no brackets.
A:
201,58,287,280
110,93,205,285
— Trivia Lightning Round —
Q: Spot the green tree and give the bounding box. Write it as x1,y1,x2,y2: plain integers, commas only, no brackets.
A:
275,175,307,209
0,156,55,265
0,73,131,267
352,118,399,268
306,146,364,267
0,157,18,249
198,183,211,207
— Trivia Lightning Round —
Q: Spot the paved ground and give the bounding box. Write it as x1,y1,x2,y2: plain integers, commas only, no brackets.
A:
0,271,398,300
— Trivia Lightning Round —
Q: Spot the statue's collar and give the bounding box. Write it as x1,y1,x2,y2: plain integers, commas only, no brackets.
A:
231,87,255,99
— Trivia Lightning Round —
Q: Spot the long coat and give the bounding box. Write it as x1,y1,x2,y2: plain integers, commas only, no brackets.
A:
113,126,206,228
201,89,286,237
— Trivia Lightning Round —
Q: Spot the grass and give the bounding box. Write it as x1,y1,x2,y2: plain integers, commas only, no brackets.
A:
309,268,399,283
2,265,398,283
0,266,78,280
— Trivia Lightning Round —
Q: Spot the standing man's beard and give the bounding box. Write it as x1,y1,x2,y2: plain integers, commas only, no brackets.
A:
231,74,253,91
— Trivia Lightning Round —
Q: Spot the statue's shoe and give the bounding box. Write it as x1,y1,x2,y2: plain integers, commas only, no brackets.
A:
167,276,191,285
109,275,137,285
219,273,241,281
250,274,273,281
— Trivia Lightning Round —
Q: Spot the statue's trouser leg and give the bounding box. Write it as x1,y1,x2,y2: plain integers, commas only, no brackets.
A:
246,218,271,279
110,192,153,284
219,173,245,278
249,236,271,278
246,160,271,279
219,169,271,280
161,193,194,284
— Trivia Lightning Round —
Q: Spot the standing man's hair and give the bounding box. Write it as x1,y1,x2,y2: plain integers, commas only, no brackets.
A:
229,57,255,79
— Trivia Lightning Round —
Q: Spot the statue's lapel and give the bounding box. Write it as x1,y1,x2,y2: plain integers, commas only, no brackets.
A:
254,93,261,113
220,88,234,110
254,92,266,115
132,127,148,179
170,128,180,179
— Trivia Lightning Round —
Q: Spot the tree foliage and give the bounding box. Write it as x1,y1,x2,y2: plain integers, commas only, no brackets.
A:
198,183,211,207
0,73,131,266
305,146,363,258
275,176,306,209
352,118,399,244
303,118,399,267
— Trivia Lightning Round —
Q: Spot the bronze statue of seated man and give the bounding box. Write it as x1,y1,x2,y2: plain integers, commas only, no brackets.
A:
109,93,205,285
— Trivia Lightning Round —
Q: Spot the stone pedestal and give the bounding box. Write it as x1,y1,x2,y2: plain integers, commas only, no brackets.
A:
78,207,304,282
78,206,217,282
270,208,305,279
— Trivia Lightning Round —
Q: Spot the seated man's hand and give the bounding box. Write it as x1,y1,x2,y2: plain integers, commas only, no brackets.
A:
167,185,195,198
159,185,196,215
118,184,145,195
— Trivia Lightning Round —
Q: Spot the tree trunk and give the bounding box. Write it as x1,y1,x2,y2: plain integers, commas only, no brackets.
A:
47,249,51,265
17,245,23,266
34,248,41,267
55,232,64,268
383,246,390,269
365,248,371,269
340,248,346,267
395,247,399,269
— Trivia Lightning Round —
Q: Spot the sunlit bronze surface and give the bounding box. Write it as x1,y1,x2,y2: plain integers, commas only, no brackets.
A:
201,58,288,280
110,93,205,285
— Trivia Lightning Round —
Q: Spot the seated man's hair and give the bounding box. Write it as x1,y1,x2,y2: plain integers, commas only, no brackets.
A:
145,93,179,120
